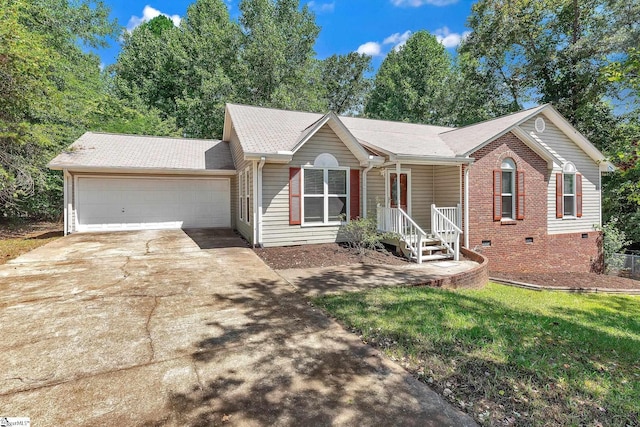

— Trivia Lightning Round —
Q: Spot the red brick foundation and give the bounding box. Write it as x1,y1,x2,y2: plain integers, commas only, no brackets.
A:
464,132,602,274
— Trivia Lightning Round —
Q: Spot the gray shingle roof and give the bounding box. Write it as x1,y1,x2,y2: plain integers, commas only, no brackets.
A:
226,103,458,158
48,132,234,171
440,105,547,155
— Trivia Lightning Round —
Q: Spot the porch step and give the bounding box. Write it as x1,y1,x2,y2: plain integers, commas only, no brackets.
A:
422,254,453,261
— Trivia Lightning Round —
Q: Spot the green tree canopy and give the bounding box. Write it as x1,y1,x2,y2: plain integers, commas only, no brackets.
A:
364,31,453,125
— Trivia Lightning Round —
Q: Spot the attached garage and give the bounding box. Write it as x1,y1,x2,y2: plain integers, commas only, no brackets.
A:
48,132,237,234
75,176,231,232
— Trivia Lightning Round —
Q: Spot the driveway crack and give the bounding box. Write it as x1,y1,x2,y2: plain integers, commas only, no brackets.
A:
145,296,159,362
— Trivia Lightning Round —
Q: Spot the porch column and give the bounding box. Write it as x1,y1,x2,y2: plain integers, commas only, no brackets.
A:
395,162,401,210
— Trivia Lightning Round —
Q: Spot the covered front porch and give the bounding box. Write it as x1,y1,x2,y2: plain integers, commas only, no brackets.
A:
363,162,467,263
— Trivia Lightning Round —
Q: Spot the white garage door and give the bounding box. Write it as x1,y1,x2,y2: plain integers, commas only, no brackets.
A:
76,176,231,232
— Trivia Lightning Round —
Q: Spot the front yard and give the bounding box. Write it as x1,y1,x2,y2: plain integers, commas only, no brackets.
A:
314,283,640,426
0,221,63,265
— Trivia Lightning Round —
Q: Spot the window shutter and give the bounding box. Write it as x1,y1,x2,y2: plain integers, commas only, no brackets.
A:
350,169,360,220
289,167,301,225
516,171,525,220
576,173,583,218
556,173,563,218
493,170,502,221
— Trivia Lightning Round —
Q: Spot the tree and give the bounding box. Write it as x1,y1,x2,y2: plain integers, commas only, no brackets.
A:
0,0,120,219
175,0,242,138
112,16,183,118
237,0,322,111
365,31,453,125
460,0,637,149
320,53,372,115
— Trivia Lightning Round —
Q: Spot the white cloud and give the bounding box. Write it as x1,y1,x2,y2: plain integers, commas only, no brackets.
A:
126,5,181,32
391,0,458,6
356,41,382,57
383,30,412,51
433,26,470,48
308,1,335,13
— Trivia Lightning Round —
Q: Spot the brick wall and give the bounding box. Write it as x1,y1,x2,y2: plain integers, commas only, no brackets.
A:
464,132,602,273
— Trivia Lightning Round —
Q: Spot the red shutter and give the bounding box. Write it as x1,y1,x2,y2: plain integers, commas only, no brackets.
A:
576,173,583,218
289,167,301,225
556,172,563,218
350,169,360,220
493,170,502,221
516,171,525,220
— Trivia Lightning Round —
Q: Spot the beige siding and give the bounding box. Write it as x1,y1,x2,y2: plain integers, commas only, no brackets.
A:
365,170,385,218
261,125,361,247
229,126,253,243
521,115,600,234
365,165,460,233
409,165,434,231
434,165,461,207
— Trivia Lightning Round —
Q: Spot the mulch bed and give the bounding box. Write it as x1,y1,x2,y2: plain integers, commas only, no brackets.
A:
254,243,408,270
0,221,63,240
491,271,640,290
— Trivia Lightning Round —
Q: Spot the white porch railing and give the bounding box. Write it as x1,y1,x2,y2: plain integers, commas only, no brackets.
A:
377,205,427,263
431,204,462,261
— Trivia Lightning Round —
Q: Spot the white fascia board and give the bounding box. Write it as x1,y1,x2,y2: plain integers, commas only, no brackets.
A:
290,112,372,164
53,166,237,175
511,126,558,169
540,106,615,170
391,154,474,166
460,107,547,158
222,105,232,141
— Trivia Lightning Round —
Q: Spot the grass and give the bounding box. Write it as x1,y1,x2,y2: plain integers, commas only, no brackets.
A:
0,223,62,265
314,283,640,426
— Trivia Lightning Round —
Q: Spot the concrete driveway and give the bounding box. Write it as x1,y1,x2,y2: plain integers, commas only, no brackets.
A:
0,229,475,426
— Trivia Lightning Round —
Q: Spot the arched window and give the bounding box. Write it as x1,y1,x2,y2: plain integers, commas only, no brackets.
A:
562,162,577,217
501,158,516,219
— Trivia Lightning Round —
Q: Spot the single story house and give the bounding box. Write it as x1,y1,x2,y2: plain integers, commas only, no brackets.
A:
48,103,614,273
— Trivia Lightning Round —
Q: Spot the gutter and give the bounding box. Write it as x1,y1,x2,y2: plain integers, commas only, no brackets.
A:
464,165,470,248
257,156,266,246
361,163,375,218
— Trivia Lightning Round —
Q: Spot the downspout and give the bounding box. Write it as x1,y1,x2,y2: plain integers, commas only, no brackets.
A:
63,170,68,236
362,163,374,218
464,165,470,248
257,156,266,246
395,161,401,209
252,161,258,247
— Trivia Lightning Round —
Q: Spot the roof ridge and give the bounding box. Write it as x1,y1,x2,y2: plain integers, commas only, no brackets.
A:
340,115,454,131
226,102,325,116
82,131,221,143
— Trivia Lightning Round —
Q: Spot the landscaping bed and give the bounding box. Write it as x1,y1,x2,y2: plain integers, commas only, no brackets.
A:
0,221,63,265
492,271,639,290
254,243,408,269
314,283,640,426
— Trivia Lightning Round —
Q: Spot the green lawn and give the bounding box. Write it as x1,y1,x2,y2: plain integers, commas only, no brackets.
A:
314,283,640,426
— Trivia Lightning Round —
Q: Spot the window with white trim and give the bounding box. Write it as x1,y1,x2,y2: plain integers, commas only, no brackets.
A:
239,168,250,223
501,158,516,220
563,162,576,217
302,167,348,224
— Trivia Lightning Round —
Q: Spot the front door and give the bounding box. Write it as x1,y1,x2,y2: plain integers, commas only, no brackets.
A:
389,172,408,211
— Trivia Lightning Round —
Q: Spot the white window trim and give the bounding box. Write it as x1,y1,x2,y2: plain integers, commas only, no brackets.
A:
384,169,412,215
239,167,251,225
561,162,577,220
501,159,516,221
300,165,350,227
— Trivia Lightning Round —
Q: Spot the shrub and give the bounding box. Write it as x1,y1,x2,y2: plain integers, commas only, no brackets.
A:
601,217,631,273
341,217,389,255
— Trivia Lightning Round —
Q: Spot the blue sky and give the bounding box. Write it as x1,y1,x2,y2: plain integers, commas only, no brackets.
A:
96,0,475,68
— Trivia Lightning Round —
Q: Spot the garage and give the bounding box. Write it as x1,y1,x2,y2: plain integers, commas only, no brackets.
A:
75,176,231,232
48,132,237,234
